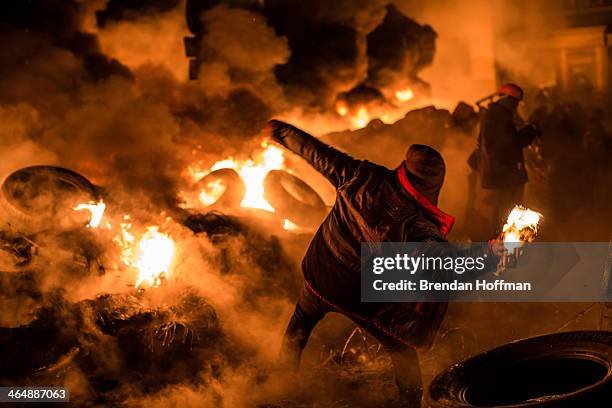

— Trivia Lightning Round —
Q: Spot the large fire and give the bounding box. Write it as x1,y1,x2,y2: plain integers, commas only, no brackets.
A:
184,142,311,231
335,100,411,130
74,201,176,289
501,205,543,251
193,142,285,212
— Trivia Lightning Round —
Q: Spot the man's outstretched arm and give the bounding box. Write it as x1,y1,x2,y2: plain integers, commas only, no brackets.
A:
266,119,362,188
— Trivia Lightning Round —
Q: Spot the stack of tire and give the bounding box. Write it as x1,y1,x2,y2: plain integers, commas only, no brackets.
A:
195,168,327,229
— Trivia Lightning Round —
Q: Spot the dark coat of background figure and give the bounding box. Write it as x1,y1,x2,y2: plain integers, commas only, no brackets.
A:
477,100,538,232
479,101,538,190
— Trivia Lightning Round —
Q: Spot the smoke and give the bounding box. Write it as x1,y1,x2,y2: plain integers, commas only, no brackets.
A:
94,2,189,80
2,1,605,407
184,1,437,116
395,0,566,106
0,0,441,211
0,3,471,405
0,2,293,405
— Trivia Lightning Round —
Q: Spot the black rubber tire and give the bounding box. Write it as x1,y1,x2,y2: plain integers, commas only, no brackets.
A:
263,170,327,228
0,166,98,234
427,330,612,407
194,168,246,209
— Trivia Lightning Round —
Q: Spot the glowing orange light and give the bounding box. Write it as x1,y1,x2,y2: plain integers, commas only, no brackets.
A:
198,179,227,206
501,205,542,251
283,218,299,231
113,219,175,289
336,101,349,117
74,200,106,228
395,88,414,102
350,106,370,129
191,142,285,212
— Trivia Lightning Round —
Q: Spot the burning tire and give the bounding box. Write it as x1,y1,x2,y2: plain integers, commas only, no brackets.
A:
0,166,98,234
263,170,327,228
195,168,246,208
427,331,612,407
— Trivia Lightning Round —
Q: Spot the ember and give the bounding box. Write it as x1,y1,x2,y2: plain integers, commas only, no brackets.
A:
395,88,414,102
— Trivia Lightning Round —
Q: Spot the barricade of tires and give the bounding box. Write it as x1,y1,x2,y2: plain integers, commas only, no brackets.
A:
193,168,327,229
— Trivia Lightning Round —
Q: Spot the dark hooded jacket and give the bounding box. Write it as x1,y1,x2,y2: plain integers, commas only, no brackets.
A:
270,120,497,349
479,101,538,189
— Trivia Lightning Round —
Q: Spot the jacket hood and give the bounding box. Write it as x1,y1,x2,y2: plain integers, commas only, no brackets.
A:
403,144,445,205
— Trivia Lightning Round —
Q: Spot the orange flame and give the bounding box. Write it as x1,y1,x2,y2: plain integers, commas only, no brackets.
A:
395,88,414,102
189,142,285,212
113,217,175,289
350,106,370,129
501,205,542,250
199,179,227,206
335,100,349,117
282,218,299,231
74,200,107,228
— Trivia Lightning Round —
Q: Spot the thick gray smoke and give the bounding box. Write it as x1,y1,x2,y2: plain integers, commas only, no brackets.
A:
188,1,436,111
0,0,438,216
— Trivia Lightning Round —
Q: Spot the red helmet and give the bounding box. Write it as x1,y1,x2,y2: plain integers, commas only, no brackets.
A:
498,83,523,100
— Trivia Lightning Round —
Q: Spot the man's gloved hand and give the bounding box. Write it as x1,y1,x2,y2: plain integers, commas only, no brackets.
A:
519,123,541,141
264,119,289,143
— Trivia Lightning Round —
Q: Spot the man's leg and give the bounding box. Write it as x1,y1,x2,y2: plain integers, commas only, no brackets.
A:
357,322,423,407
278,285,329,369
387,345,423,407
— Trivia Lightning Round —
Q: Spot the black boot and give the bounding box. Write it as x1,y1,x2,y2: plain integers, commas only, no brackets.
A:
398,387,422,408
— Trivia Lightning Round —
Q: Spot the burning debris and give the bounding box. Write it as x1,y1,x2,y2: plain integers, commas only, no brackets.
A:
0,161,300,404
495,205,543,274
114,223,176,289
181,141,328,230
501,205,543,250
184,142,286,212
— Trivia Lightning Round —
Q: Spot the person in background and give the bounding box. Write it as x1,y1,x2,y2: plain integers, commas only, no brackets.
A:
583,108,609,208
478,83,540,232
265,119,505,407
